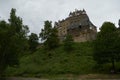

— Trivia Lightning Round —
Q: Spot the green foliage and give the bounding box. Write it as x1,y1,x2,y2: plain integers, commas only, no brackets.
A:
5,42,96,76
39,20,59,50
39,21,52,41
0,21,10,73
63,34,73,52
28,33,39,52
94,22,120,71
0,8,29,75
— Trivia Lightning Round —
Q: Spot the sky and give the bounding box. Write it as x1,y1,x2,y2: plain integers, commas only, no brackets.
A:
0,0,120,34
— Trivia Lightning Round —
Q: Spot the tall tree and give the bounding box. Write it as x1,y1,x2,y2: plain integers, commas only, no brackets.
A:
8,8,29,55
0,8,29,75
28,33,39,52
93,22,120,72
39,20,59,49
40,21,52,41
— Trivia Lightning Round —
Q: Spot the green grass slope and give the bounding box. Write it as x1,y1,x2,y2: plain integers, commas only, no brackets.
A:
5,42,97,77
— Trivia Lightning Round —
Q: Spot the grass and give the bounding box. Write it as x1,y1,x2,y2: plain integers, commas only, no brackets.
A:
4,42,120,78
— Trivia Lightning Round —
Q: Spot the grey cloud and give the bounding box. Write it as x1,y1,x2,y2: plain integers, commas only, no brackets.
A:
0,0,120,34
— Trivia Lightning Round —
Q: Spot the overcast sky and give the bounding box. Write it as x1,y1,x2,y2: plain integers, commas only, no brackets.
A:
0,0,120,34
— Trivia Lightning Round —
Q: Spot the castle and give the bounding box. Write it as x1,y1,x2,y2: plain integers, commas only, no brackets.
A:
54,9,97,42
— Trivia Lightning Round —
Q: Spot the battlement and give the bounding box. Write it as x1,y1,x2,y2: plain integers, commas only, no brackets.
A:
69,9,86,17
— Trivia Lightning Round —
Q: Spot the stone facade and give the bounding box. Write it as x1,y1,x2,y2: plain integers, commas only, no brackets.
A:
54,9,97,42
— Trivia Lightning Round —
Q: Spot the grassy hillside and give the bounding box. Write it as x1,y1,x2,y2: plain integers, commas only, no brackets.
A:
5,42,100,77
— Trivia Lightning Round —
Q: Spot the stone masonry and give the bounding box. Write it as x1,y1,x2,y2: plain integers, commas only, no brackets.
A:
54,9,97,42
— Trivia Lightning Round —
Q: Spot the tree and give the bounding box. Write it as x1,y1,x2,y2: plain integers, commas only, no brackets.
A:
0,21,10,74
63,34,73,52
28,33,39,52
39,20,59,49
0,8,29,75
8,8,29,55
93,22,120,73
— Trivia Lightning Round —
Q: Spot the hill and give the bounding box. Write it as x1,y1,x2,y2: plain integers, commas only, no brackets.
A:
5,41,120,78
5,42,97,77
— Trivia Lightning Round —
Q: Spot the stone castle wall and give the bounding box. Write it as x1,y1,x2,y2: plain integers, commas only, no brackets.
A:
55,9,97,42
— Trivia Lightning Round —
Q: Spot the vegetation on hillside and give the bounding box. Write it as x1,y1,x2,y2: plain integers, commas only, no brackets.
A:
28,33,39,52
0,8,29,76
0,8,120,78
94,22,120,73
39,21,59,50
5,42,96,77
63,34,74,52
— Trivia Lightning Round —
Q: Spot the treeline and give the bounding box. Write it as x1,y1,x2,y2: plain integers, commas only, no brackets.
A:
0,8,120,76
